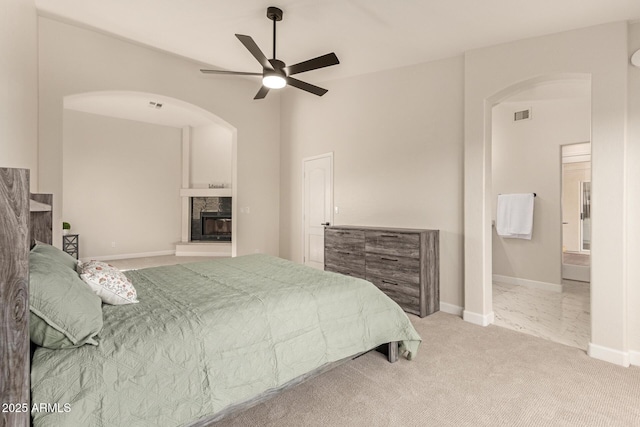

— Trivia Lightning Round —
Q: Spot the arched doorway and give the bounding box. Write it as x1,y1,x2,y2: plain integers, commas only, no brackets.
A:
488,78,592,349
62,91,238,258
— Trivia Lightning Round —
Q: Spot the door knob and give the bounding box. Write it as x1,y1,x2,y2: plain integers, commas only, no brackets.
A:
321,222,330,226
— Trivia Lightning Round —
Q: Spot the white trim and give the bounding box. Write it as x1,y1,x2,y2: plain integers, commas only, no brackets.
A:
463,310,495,327
81,250,175,262
493,274,562,293
180,126,191,243
630,350,640,366
179,188,232,197
587,342,630,367
439,302,464,317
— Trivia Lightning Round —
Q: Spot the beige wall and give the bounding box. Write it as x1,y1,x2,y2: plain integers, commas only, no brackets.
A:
0,0,38,190
465,22,630,365
280,56,465,310
38,17,280,256
627,22,640,362
63,110,182,259
491,96,590,285
190,123,233,189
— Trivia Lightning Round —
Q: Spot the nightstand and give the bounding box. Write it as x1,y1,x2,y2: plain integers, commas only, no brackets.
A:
62,233,79,260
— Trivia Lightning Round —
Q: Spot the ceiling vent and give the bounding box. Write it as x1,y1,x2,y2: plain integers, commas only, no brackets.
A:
514,108,531,122
148,101,163,109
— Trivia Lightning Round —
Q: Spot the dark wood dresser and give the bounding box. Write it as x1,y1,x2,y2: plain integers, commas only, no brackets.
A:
324,225,439,317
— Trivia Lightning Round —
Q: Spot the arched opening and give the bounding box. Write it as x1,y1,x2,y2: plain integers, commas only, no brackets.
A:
62,91,238,259
488,77,592,349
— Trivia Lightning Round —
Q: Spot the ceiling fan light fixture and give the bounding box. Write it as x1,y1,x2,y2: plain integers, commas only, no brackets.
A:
200,6,339,98
262,73,286,89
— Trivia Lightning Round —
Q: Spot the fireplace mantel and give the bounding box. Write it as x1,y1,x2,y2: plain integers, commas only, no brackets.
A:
180,188,232,198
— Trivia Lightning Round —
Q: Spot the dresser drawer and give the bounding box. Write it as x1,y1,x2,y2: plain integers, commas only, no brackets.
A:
326,228,365,243
326,250,364,274
365,253,420,284
325,262,365,279
365,231,420,258
325,234,364,255
367,276,421,315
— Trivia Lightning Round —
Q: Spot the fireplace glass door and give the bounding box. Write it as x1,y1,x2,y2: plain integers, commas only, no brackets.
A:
201,212,232,241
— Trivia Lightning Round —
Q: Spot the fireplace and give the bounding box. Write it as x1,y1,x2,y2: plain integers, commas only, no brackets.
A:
190,197,232,242
201,212,232,241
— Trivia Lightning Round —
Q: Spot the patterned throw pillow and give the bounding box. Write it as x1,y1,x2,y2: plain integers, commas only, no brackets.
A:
78,260,139,305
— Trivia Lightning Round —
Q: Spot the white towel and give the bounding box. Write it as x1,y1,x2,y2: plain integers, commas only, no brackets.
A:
496,193,535,240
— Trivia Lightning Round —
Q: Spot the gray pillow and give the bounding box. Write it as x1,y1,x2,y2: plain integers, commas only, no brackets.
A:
31,242,78,271
29,252,103,349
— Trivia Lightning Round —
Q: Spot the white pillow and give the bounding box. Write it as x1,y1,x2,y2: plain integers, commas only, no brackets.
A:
77,260,139,305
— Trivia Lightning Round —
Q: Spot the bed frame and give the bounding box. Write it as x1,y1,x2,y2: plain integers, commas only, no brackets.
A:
0,167,398,427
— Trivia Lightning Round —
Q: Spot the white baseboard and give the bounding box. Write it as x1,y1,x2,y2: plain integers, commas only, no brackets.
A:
630,350,640,367
81,250,176,262
463,310,495,327
493,274,562,293
439,302,463,317
588,342,630,367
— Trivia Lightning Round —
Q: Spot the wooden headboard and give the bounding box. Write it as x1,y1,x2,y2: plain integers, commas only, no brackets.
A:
0,167,30,427
0,167,53,427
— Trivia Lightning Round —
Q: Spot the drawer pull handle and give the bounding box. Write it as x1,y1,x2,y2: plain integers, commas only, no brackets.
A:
381,234,399,238
382,280,398,286
381,257,398,262
337,251,351,255
337,232,350,235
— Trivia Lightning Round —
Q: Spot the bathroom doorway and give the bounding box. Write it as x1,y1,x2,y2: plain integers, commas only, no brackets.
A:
490,79,591,350
561,142,591,282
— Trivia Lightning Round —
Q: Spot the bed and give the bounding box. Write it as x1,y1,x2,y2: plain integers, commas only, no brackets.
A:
0,167,422,426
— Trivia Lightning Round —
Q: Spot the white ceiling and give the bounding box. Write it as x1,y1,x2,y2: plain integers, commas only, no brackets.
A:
35,0,640,83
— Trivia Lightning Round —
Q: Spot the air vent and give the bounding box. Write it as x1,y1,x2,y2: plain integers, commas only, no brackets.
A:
148,101,163,109
514,108,531,121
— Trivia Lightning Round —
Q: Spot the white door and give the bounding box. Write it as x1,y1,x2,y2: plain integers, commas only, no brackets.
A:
303,154,333,270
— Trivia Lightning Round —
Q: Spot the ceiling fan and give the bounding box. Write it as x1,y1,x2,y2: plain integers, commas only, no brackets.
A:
200,6,339,100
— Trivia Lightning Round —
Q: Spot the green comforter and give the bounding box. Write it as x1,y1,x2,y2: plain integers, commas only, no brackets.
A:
31,254,421,426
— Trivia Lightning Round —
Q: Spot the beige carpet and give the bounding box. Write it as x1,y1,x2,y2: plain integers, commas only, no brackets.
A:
215,312,640,427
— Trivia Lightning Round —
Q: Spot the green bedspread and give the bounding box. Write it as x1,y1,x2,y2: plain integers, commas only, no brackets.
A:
31,254,421,426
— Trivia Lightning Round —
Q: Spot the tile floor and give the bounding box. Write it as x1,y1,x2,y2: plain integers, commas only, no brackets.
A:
492,280,591,350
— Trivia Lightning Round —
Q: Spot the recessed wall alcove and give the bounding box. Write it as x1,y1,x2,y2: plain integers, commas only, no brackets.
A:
62,90,238,259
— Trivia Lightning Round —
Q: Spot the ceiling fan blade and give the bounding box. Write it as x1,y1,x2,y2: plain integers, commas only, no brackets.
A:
286,77,328,96
254,86,270,100
200,69,262,76
286,53,339,76
235,34,272,70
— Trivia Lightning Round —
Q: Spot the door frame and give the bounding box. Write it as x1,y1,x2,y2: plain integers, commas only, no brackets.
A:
301,152,334,265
